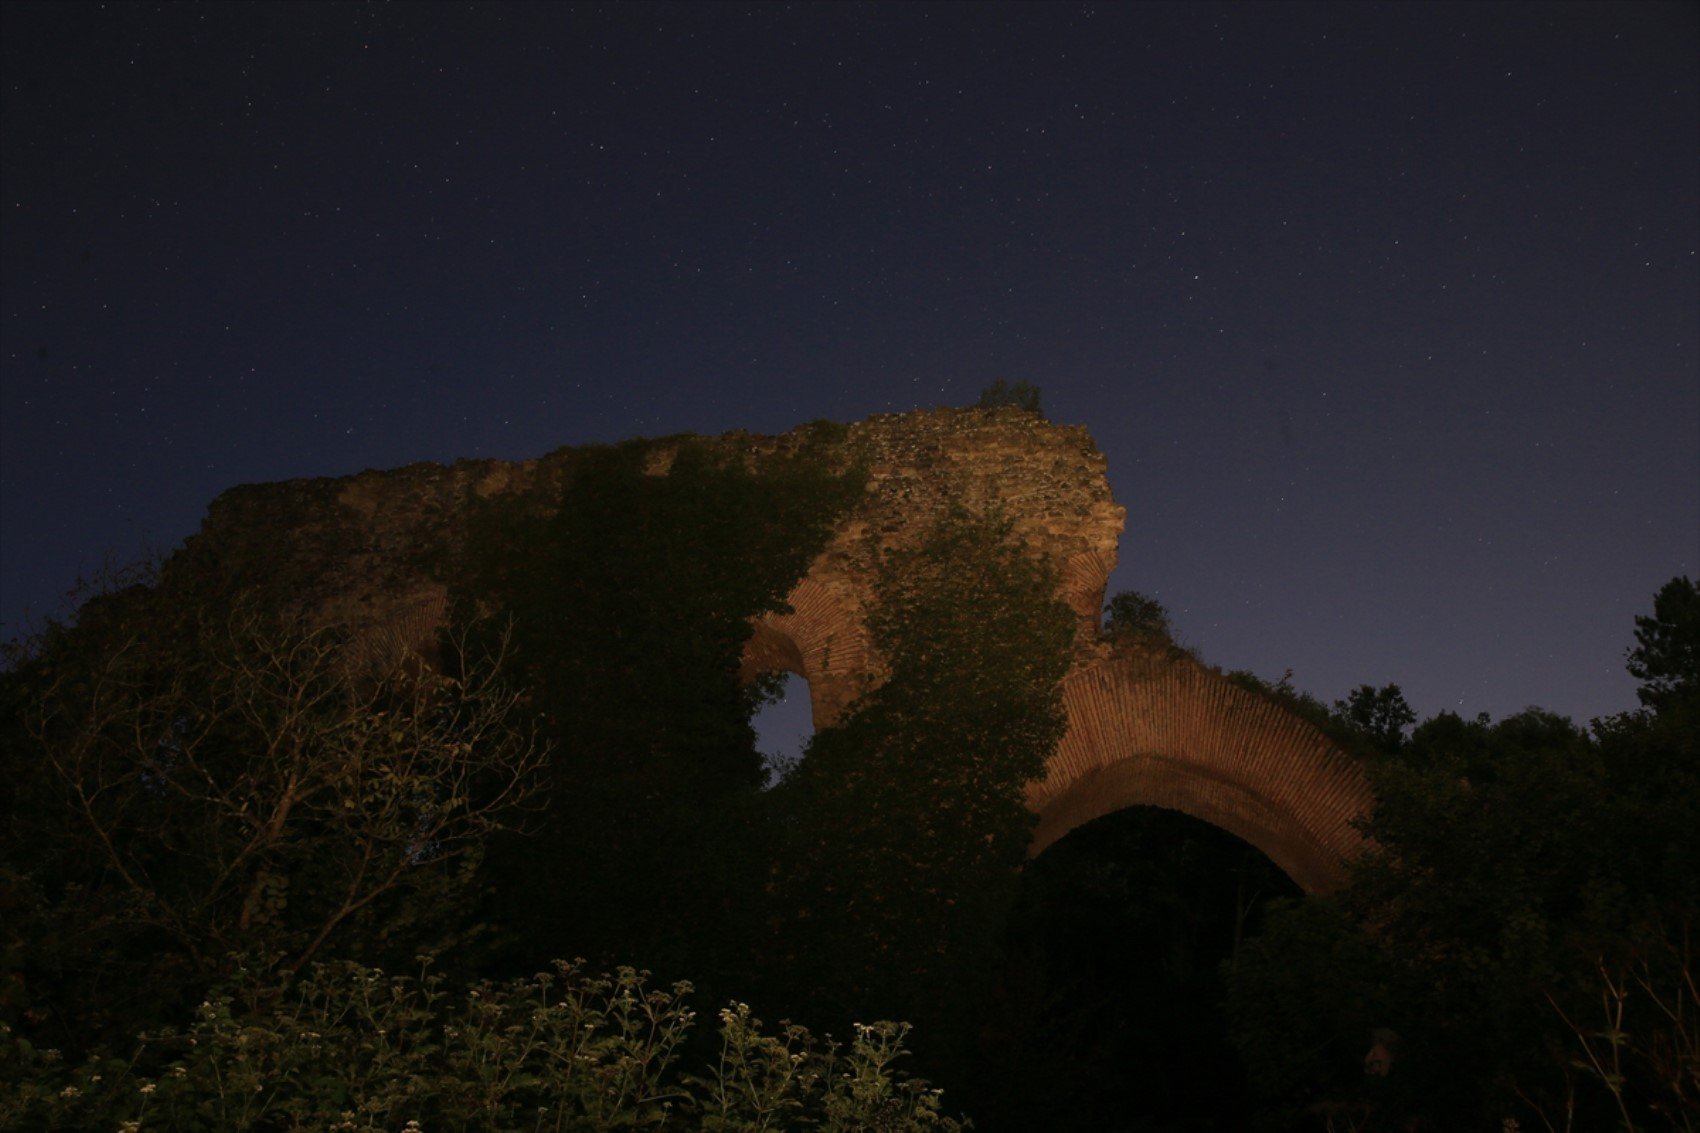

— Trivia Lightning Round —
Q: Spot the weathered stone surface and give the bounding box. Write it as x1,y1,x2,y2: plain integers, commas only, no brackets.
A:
736,409,1126,722
170,407,1372,891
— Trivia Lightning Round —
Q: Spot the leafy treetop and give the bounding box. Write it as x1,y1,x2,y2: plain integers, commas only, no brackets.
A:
1103,590,1173,643
1627,574,1698,716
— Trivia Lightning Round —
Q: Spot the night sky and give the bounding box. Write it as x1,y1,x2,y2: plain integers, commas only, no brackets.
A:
3,2,1696,738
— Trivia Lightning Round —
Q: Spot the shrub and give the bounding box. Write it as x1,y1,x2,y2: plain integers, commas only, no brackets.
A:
973,380,1041,414
1,959,966,1132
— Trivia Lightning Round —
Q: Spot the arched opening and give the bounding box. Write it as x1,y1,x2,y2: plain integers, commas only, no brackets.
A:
750,671,815,786
969,805,1302,1131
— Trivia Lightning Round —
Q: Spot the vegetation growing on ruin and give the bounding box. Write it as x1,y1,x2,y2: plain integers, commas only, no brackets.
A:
761,510,1075,1076
445,433,868,990
2,411,1696,1131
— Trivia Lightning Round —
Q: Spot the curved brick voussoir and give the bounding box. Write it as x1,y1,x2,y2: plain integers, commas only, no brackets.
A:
338,585,451,680
1060,546,1119,644
1025,651,1374,893
743,576,873,729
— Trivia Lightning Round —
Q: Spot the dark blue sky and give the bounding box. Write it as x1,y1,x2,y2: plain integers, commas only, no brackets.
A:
3,1,1696,732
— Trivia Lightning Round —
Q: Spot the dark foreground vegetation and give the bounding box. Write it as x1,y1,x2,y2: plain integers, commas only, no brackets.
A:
2,422,1695,1130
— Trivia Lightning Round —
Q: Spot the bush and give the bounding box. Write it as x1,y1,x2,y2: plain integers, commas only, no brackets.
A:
973,381,1041,414
1,959,966,1132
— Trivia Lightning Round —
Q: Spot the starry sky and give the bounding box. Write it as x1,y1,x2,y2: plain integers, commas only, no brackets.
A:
3,1,1696,737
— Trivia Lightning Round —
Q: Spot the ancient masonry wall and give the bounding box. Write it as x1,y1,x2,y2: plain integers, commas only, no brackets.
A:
173,407,1373,891
182,407,1127,717
738,408,1126,723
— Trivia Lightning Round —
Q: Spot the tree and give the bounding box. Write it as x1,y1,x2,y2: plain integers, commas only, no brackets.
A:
1,594,547,1053
1228,583,1700,1129
1333,683,1416,755
1230,708,1625,1128
1103,589,1173,643
1628,575,1699,716
974,379,1042,414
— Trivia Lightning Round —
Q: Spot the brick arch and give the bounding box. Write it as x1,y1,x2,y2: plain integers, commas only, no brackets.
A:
1025,652,1374,893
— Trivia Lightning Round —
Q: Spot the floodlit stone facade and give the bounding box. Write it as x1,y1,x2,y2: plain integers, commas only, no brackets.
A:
178,407,1372,892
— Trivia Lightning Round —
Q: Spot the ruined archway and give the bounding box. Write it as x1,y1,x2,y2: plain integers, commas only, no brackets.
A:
1025,649,1371,893
200,408,1374,895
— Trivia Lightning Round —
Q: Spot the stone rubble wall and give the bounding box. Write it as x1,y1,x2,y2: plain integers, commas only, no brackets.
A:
169,406,1372,891
179,407,1127,713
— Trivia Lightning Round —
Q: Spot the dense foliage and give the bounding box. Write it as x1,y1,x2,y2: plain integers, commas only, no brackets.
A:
2,960,963,1132
1228,578,1700,1131
450,437,865,988
762,511,1074,1072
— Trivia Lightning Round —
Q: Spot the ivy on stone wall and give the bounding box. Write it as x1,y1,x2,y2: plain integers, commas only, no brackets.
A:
447,433,866,982
762,509,1075,1078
